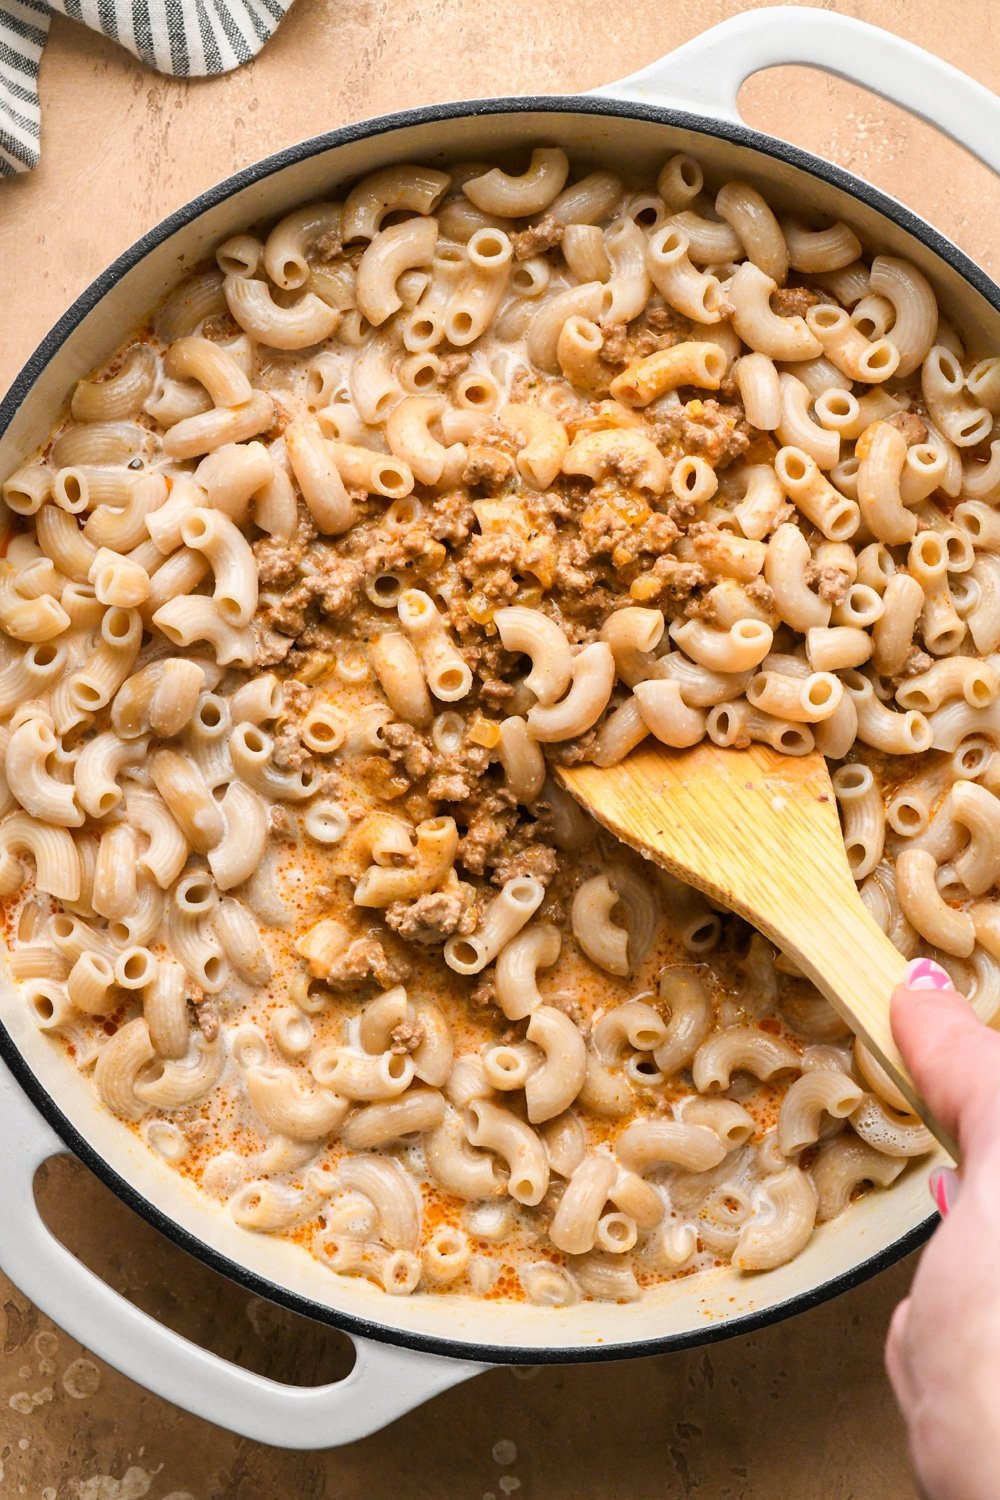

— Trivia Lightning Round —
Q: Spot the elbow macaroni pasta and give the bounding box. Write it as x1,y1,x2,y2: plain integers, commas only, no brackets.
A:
4,143,972,1306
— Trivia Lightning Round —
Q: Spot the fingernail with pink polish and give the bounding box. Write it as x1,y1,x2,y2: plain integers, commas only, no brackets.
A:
929,1166,959,1217
904,958,954,992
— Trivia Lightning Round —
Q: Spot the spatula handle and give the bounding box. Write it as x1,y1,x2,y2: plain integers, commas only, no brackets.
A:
789,900,959,1161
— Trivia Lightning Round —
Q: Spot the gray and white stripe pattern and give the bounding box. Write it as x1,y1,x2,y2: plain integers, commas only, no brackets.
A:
0,0,293,175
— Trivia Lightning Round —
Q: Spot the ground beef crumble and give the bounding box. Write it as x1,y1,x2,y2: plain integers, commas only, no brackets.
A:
438,352,472,382
456,794,519,877
490,843,560,886
651,399,751,470
389,1018,425,1053
646,302,689,335
254,626,294,668
886,410,929,445
268,804,295,837
900,648,934,677
744,576,777,612
271,720,310,771
805,561,852,606
325,937,410,991
463,443,517,491
193,996,219,1042
511,213,564,260
469,977,497,1009
382,722,434,781
384,888,478,944
381,723,491,796
254,536,302,587
598,323,629,366
770,285,821,318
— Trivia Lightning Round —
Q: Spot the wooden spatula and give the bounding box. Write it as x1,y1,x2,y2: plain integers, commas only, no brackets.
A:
558,740,957,1160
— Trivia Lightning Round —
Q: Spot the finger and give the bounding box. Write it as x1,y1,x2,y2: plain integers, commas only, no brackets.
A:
891,982,1000,1156
928,1164,960,1217
884,1296,915,1409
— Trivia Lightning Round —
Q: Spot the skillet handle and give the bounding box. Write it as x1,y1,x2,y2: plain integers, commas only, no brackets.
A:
0,1066,484,1448
593,6,1000,177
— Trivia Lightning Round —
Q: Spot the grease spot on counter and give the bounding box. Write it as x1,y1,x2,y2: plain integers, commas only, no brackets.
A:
62,1357,101,1400
492,1439,517,1465
8,1386,53,1412
72,1464,160,1499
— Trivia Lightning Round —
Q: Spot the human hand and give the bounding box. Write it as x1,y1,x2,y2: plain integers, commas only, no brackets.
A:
885,957,1000,1500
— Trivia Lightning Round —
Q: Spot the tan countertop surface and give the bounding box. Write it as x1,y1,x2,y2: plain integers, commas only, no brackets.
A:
1,1,997,1493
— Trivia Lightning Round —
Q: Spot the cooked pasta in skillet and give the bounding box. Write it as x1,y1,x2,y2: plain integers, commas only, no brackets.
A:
13,141,1000,1303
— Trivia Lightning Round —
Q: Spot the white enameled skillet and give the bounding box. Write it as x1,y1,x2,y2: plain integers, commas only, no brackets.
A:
1,6,999,1450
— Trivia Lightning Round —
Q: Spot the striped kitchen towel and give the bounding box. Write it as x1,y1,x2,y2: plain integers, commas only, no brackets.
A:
0,0,294,175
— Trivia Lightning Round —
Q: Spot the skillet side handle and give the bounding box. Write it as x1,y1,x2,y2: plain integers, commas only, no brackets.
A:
593,6,1000,177
0,1067,484,1449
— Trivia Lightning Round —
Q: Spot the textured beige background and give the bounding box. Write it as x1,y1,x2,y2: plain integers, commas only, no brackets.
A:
1,0,996,1492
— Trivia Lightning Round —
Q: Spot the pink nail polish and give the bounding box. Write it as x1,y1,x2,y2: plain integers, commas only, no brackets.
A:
929,1166,959,1216
905,958,954,992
